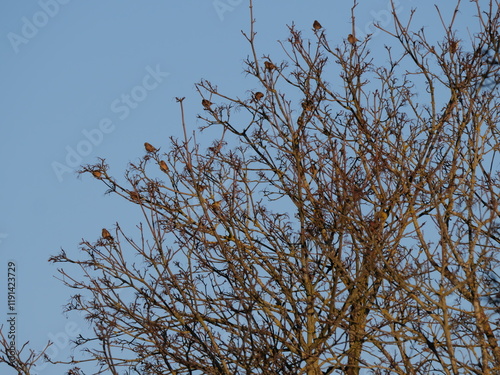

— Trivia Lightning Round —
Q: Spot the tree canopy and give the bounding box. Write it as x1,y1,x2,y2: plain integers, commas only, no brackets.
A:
2,1,500,374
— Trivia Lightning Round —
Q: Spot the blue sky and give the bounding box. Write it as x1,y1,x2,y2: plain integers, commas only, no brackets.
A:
0,1,480,373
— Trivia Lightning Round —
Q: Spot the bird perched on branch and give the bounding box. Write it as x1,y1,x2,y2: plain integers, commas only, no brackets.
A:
159,160,169,172
449,40,459,53
374,210,388,224
348,34,358,45
313,20,322,30
144,142,156,153
210,200,221,211
254,91,264,102
102,228,113,240
92,170,102,179
129,191,141,202
202,99,213,109
264,61,277,71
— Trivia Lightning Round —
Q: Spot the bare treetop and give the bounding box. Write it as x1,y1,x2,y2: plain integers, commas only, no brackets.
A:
2,1,500,374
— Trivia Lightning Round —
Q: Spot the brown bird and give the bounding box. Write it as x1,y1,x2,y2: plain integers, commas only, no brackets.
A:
159,160,168,172
129,191,141,201
313,20,322,30
92,170,102,179
144,142,156,153
302,99,314,111
210,200,221,211
202,99,213,109
449,40,458,53
264,61,276,71
348,34,358,44
254,91,264,101
102,228,113,240
374,210,389,224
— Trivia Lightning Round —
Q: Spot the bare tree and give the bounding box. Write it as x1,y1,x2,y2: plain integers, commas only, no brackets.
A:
0,329,50,375
2,1,500,374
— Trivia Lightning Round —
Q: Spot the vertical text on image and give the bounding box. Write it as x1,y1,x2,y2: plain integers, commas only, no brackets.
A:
6,261,17,359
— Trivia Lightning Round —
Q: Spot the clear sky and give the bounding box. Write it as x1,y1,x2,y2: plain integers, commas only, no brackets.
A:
0,1,480,373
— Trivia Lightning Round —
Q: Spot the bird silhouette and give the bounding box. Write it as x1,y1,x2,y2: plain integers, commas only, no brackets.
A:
102,228,113,240
449,40,458,53
202,99,213,109
264,61,276,71
159,160,168,172
348,34,358,44
144,142,156,153
129,191,141,202
313,20,322,30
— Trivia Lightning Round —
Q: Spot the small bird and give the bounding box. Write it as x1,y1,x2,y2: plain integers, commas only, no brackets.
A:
92,170,102,179
313,20,322,30
129,191,141,201
159,160,168,172
368,219,378,231
254,91,264,101
102,228,113,240
144,142,156,153
210,200,221,211
202,99,213,109
374,210,388,223
449,40,458,53
301,99,314,111
348,34,358,44
196,184,207,192
264,61,276,71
